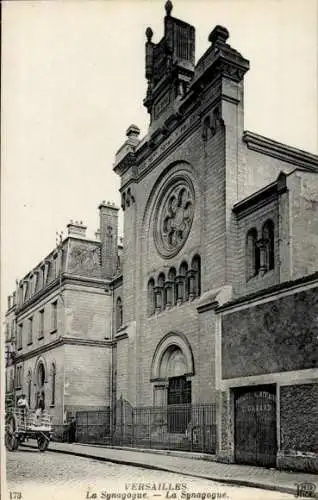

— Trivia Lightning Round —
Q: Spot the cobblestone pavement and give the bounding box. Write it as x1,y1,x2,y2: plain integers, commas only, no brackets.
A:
6,449,293,500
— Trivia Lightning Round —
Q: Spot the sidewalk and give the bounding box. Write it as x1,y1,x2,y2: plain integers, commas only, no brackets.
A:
22,440,318,497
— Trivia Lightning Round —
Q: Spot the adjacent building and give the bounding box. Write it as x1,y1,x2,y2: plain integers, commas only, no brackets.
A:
5,204,122,438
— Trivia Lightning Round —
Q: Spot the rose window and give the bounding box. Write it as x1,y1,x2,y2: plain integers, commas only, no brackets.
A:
154,177,195,258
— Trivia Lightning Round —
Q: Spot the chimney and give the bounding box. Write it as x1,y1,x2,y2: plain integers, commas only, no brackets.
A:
67,220,87,238
99,201,119,279
95,229,101,241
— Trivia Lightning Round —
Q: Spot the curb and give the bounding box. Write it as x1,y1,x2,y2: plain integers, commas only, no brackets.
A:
20,443,307,498
75,443,218,462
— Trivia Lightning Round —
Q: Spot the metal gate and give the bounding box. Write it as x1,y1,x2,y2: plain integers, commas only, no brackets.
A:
234,385,277,467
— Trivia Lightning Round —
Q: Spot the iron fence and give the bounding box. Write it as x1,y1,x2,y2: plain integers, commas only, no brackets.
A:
75,403,216,454
75,409,111,444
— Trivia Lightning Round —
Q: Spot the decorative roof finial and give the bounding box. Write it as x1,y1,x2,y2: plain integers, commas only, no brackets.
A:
208,25,229,46
165,0,173,16
146,27,153,43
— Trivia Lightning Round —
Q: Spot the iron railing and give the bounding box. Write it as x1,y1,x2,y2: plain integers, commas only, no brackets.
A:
76,409,111,444
74,403,216,454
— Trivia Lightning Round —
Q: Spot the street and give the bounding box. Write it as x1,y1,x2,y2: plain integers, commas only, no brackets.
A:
5,448,292,500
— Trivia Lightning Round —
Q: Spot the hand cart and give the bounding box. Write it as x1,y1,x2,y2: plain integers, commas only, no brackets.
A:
5,408,53,452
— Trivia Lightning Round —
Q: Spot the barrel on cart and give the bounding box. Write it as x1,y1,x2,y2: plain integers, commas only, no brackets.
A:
5,408,53,452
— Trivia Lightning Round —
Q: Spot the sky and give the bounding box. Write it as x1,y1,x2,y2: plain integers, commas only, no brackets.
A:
1,0,318,312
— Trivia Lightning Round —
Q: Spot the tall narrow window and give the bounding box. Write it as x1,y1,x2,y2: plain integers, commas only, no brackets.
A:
16,366,22,388
178,262,188,302
262,219,275,271
11,320,15,340
158,273,166,311
39,309,44,339
17,324,23,350
191,255,201,298
116,297,123,330
51,363,56,406
147,279,155,316
51,300,58,332
27,371,32,407
167,268,177,307
28,317,33,345
246,228,259,280
5,322,9,342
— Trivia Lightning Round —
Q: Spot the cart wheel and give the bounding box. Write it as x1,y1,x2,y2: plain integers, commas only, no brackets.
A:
5,415,18,451
37,435,49,452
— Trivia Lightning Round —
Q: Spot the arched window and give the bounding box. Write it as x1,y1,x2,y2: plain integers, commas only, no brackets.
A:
157,273,166,311
116,297,123,330
36,362,46,409
147,279,155,316
37,363,45,387
51,363,56,406
191,255,201,298
168,268,177,307
262,219,275,271
178,262,188,302
246,228,259,280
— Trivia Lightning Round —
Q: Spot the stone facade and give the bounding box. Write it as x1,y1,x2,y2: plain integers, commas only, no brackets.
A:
112,3,318,471
5,206,118,433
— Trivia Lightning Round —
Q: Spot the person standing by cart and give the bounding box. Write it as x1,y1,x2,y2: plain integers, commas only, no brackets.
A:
17,394,29,427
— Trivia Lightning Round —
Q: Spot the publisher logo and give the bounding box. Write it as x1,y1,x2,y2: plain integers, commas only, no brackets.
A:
295,482,316,498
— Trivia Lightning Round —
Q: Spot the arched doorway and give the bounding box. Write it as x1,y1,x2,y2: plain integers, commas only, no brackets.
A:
151,333,194,433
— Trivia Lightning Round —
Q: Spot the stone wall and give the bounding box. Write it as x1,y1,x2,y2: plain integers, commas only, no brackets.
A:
222,286,318,379
280,383,318,453
278,383,318,472
64,344,112,410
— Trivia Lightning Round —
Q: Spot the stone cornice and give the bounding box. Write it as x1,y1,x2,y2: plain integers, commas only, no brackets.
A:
16,273,110,316
196,285,233,314
114,323,129,341
14,336,113,362
192,41,249,92
137,115,201,182
114,332,129,341
232,173,287,218
243,131,318,172
62,273,109,288
5,305,17,317
110,274,123,289
16,277,61,316
217,272,318,313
